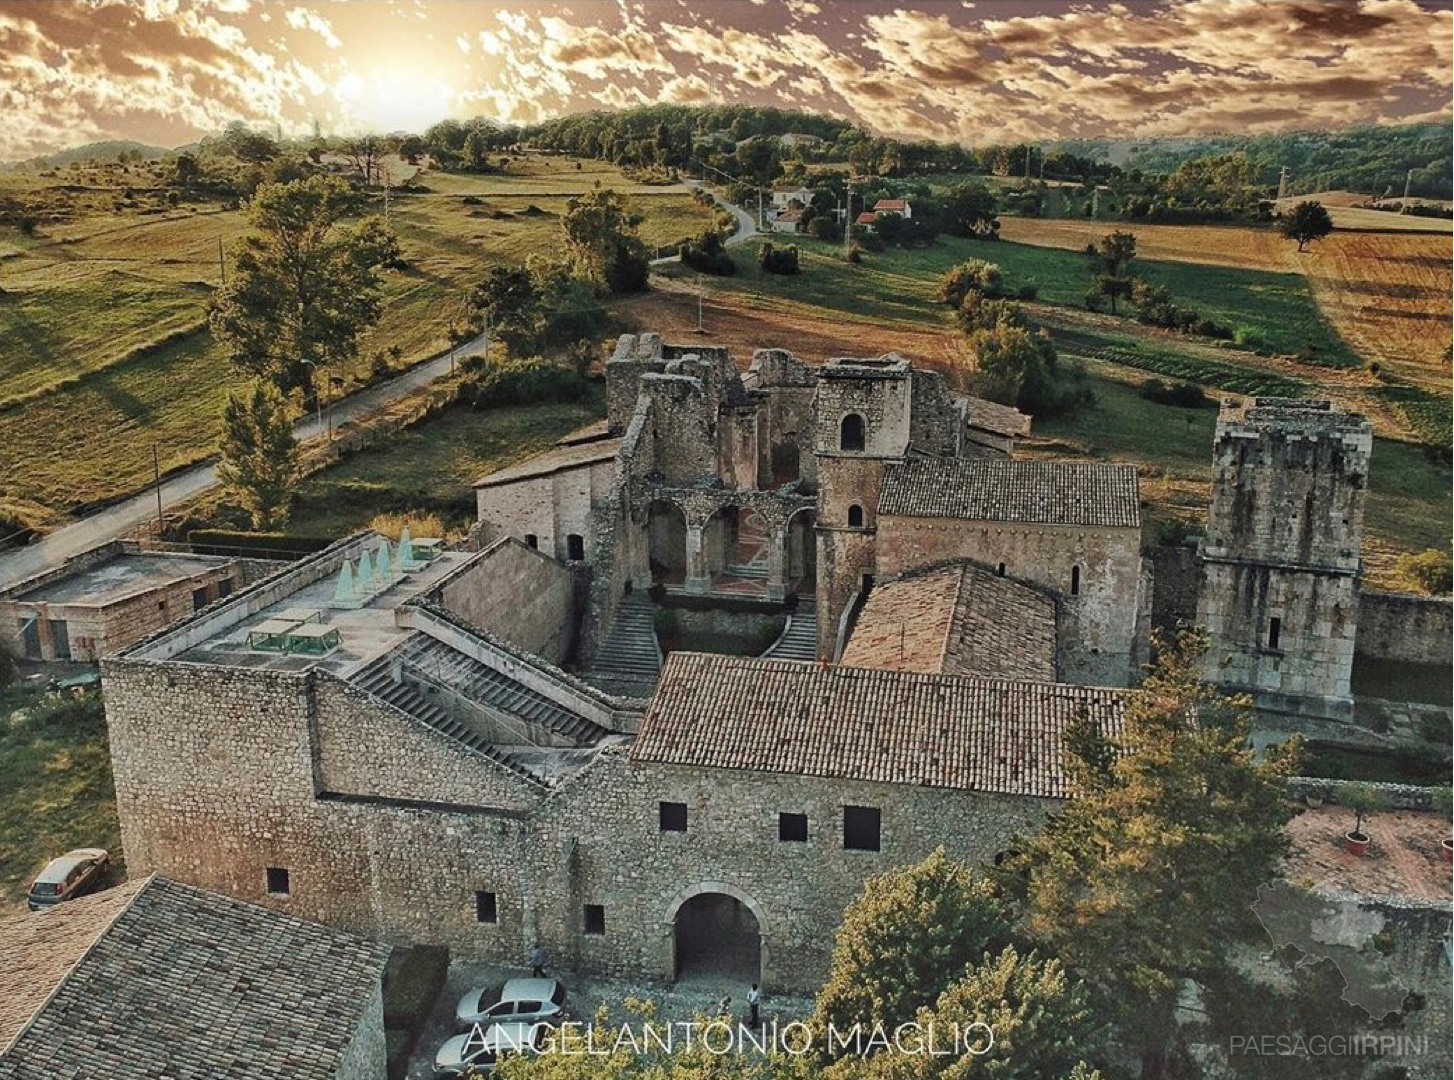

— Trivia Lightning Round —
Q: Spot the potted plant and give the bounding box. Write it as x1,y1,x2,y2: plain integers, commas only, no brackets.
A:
1433,786,1453,866
1342,783,1381,856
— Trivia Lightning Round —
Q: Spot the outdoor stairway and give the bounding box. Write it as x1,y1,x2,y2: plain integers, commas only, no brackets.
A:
582,595,664,699
347,653,543,784
762,601,818,661
726,510,771,579
389,634,608,745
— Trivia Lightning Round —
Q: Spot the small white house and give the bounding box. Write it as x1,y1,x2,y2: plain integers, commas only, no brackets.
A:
771,186,814,210
772,209,804,234
873,198,912,219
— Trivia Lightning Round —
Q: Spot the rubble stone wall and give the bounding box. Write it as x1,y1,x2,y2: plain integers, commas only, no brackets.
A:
434,539,575,665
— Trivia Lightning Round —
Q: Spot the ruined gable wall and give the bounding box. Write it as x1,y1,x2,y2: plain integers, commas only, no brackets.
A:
437,541,575,665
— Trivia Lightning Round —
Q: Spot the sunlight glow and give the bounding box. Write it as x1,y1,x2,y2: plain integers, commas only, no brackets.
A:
334,67,455,134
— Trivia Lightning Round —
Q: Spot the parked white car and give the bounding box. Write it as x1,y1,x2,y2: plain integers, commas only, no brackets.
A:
434,1021,553,1076
455,977,567,1027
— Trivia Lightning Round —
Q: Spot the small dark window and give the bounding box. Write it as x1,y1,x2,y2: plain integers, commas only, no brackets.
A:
843,805,881,851
779,812,808,842
1070,565,1081,596
566,534,585,561
217,579,233,599
584,904,606,935
996,563,1006,577
847,504,864,528
1268,617,1282,651
523,534,539,550
659,801,688,832
476,890,498,924
192,586,210,611
266,867,290,895
157,600,168,612
839,413,865,452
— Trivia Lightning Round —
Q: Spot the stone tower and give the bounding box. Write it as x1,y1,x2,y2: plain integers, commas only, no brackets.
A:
1196,398,1373,720
811,356,916,659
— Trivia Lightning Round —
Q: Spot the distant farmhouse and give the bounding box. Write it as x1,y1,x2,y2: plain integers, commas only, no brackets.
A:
92,333,1449,1009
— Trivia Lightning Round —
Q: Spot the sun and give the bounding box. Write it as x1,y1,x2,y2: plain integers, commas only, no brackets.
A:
335,67,455,134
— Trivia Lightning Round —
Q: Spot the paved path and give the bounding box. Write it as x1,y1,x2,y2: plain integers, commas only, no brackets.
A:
0,333,488,590
649,180,759,265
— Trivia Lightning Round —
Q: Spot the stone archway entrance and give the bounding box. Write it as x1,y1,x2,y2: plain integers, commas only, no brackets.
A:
669,890,763,986
646,500,687,585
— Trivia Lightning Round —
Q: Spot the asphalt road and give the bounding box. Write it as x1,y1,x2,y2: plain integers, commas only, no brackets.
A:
0,332,487,590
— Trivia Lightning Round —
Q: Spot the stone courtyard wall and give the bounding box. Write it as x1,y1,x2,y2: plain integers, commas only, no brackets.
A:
1356,591,1453,667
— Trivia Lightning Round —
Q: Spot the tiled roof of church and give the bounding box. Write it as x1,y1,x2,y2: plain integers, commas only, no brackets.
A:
633,652,1126,799
842,563,1057,682
878,458,1140,528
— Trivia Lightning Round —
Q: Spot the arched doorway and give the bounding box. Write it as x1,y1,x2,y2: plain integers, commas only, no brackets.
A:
786,508,817,594
646,501,687,585
672,891,762,985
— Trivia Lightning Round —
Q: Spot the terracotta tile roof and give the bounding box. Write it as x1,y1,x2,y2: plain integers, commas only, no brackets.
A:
0,879,146,1053
879,458,1140,528
473,434,622,487
633,652,1126,798
0,876,391,1079
843,563,1057,682
856,211,878,225
963,395,1031,438
874,199,909,211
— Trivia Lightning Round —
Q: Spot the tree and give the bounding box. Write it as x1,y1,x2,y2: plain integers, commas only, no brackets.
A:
944,181,999,238
734,135,782,186
1280,200,1334,252
171,152,201,186
938,260,1005,307
463,129,493,173
221,121,279,164
468,265,541,356
968,319,1085,418
956,291,1026,335
340,135,387,186
1085,231,1137,314
218,383,299,530
857,947,1107,1080
561,188,649,293
210,175,398,411
1001,630,1300,1078
1395,547,1453,595
813,849,1014,1037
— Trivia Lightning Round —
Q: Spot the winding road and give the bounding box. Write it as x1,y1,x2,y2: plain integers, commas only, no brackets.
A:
0,332,489,590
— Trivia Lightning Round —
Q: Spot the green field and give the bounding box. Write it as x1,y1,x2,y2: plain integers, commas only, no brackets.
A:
0,157,712,525
0,683,120,917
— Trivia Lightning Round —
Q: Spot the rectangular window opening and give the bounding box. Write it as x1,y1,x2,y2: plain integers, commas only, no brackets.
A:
584,904,606,935
265,867,290,895
659,801,688,832
475,890,498,924
843,805,881,851
779,812,808,842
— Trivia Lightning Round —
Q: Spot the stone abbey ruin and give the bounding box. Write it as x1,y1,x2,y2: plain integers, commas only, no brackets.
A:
100,333,1449,999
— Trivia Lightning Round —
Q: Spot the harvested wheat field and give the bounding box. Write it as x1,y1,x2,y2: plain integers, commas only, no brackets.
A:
998,216,1452,390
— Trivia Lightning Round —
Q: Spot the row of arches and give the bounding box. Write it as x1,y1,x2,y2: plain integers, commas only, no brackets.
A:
645,502,816,595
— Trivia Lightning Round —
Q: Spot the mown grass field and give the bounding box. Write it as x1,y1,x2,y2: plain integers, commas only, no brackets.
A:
0,156,714,528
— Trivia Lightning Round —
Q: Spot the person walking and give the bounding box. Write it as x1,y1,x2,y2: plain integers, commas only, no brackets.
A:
530,943,547,978
746,983,761,1028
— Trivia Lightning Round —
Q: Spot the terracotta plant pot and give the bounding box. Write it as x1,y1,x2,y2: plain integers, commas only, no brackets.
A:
1442,838,1452,866
1346,831,1370,856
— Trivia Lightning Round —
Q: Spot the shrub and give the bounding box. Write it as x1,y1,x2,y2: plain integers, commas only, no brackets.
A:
758,241,800,275
462,356,587,409
1016,282,1039,301
461,194,483,206
0,641,13,688
679,229,736,275
369,511,447,542
1396,548,1453,596
957,290,1027,335
22,688,106,738
1140,378,1209,409
1233,325,1271,353
846,244,864,264
938,260,1004,307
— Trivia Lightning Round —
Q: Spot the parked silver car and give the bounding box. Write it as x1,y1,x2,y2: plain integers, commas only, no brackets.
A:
434,1021,553,1076
27,848,110,911
455,977,567,1027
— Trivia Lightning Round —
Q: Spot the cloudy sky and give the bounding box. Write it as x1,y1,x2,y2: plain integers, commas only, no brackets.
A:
1,0,1450,159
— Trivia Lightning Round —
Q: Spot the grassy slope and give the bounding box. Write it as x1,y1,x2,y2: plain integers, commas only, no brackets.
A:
0,158,713,523
0,684,120,917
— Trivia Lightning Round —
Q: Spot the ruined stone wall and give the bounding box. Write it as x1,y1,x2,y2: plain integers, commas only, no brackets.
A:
875,515,1143,686
757,385,818,491
333,978,388,1080
1149,543,1202,637
640,375,718,485
434,540,575,665
718,404,760,490
908,369,959,456
814,374,912,457
813,456,886,659
1356,591,1453,666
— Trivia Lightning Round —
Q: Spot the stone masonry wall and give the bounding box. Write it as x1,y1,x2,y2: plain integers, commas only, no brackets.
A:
102,656,1053,995
1356,591,1453,666
333,978,388,1080
473,457,617,565
876,515,1143,686
435,539,575,665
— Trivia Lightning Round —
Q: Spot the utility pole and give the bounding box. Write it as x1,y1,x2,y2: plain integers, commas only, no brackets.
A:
1277,165,1289,201
1403,167,1414,200
696,280,705,334
152,444,164,536
218,237,226,287
843,177,854,258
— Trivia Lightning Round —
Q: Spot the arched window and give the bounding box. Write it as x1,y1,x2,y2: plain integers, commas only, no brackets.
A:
839,413,865,452
1070,565,1081,596
847,504,864,528
566,534,585,561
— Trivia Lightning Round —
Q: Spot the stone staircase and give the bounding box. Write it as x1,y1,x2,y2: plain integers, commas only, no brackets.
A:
726,510,771,580
583,595,664,699
762,601,818,661
348,653,544,784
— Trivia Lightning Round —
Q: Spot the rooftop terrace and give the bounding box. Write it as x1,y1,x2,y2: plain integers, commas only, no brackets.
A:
5,551,232,607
